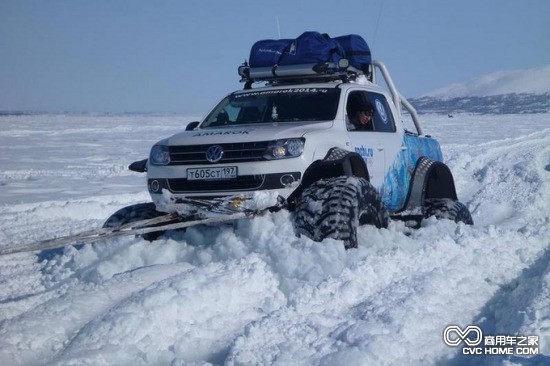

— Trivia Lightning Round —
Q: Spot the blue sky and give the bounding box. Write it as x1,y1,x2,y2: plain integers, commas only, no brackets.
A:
0,0,548,114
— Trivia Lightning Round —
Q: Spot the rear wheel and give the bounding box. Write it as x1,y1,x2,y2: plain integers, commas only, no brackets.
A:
103,203,167,241
293,176,389,249
424,198,473,225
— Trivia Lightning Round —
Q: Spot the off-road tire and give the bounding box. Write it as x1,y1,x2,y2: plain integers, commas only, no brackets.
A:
103,202,167,241
424,198,474,225
294,176,389,249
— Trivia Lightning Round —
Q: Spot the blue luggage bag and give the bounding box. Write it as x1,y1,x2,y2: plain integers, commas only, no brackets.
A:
334,34,372,72
249,32,345,68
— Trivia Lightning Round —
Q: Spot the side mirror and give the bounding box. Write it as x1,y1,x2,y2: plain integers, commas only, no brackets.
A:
129,159,148,173
186,121,200,131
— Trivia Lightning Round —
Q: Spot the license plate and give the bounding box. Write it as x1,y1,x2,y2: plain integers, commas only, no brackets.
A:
187,166,238,181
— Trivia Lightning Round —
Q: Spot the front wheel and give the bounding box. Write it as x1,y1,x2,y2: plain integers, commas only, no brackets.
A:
293,176,389,249
103,202,167,241
424,198,474,225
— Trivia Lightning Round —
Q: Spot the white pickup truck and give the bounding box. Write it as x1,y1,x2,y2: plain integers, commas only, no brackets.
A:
105,37,472,249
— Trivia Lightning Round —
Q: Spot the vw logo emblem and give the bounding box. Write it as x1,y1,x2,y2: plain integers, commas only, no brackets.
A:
205,145,224,163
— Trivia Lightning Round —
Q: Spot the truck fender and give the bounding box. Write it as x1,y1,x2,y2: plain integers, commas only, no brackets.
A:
402,157,458,212
287,147,369,209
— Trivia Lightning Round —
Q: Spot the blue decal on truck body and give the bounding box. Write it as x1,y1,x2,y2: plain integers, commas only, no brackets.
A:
355,146,374,158
379,134,443,211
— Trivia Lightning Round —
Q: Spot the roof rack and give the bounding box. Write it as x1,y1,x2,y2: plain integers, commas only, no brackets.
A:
237,59,368,89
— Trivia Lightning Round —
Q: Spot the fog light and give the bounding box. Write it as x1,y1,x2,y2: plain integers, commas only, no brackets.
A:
150,180,160,193
280,174,295,187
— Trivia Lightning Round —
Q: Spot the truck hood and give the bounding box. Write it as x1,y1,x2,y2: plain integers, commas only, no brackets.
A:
164,121,333,145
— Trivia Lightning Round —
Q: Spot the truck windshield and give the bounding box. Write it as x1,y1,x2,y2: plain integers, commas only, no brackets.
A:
202,88,341,127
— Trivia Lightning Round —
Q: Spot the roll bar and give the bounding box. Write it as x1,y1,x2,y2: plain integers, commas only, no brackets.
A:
372,60,424,136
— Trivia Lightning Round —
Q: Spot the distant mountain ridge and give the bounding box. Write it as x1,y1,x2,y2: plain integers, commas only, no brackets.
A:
409,65,550,114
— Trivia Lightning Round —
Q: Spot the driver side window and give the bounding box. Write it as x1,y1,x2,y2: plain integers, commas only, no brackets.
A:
346,91,374,132
346,91,396,132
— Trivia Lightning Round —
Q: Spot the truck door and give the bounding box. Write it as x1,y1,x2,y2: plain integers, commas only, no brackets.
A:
345,90,400,188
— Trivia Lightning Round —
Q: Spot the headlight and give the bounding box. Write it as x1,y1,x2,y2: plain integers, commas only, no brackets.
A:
150,145,170,165
264,138,305,160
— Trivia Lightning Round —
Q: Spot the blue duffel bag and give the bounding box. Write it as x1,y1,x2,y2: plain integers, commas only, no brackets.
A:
249,38,293,68
249,32,345,68
334,34,372,72
278,31,345,66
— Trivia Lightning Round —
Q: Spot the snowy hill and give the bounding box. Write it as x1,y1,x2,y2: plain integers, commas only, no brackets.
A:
422,65,550,99
410,65,550,114
0,113,549,365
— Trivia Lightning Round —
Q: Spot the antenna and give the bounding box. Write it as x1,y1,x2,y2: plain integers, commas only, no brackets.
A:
371,1,384,52
276,16,281,39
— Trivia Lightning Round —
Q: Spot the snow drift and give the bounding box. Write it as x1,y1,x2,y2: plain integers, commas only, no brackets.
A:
0,113,549,365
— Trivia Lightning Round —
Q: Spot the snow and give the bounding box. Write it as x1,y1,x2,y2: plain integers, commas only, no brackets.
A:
422,65,550,99
0,113,549,365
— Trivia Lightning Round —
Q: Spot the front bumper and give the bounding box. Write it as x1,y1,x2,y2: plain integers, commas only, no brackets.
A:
147,170,301,214
148,171,301,195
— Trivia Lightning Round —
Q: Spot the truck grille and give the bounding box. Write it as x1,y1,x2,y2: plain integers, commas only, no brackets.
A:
169,142,270,165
